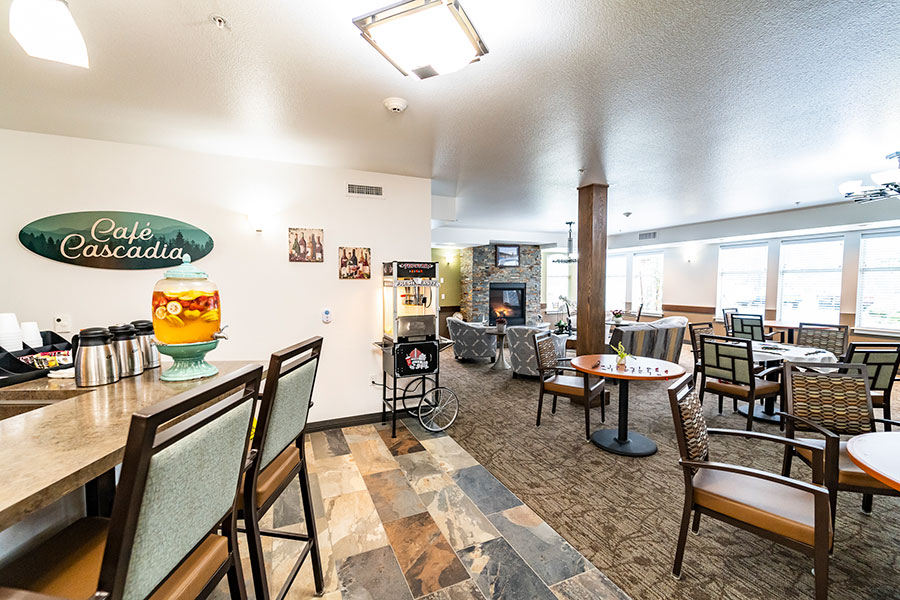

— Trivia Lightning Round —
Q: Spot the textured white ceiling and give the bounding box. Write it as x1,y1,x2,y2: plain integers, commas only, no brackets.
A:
1,0,898,234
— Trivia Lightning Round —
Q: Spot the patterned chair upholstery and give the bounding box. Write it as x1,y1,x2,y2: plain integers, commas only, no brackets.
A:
610,317,687,363
843,342,900,428
508,326,544,376
732,314,766,341
782,361,900,516
796,323,849,357
722,308,738,336
698,334,782,429
447,317,496,361
667,374,832,597
688,321,715,385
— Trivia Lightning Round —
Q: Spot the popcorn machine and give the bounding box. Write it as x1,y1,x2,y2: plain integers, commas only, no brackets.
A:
377,261,457,437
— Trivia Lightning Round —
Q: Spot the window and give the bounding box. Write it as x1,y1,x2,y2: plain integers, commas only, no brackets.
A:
632,251,664,314
716,244,768,317
777,238,843,323
606,254,627,311
857,232,900,330
543,251,571,310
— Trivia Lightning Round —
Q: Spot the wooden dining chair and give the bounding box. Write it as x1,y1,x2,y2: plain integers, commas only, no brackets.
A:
781,361,900,517
841,342,900,429
732,314,782,342
533,331,607,439
667,374,832,599
796,323,849,357
240,337,324,600
0,365,263,600
688,322,714,386
721,308,737,336
698,335,782,429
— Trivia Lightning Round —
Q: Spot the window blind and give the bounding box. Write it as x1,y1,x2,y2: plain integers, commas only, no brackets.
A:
857,232,900,330
777,237,843,323
606,254,627,311
544,251,570,309
632,251,664,314
716,244,767,317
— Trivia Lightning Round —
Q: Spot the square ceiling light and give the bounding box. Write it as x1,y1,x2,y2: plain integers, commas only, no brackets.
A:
9,0,89,68
353,0,488,79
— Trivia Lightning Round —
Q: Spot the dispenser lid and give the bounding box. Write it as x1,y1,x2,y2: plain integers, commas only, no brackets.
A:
79,327,110,340
163,254,207,280
131,320,154,334
108,324,137,340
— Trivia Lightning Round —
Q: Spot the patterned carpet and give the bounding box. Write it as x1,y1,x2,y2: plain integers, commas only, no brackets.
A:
440,349,900,600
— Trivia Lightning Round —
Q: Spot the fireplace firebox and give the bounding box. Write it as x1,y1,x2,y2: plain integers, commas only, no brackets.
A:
489,283,526,326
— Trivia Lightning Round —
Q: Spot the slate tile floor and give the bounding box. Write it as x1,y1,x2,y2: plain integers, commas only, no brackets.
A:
211,418,629,600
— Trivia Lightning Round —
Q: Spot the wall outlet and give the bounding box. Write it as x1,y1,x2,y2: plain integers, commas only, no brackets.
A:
441,293,445,300
53,314,72,333
370,373,380,385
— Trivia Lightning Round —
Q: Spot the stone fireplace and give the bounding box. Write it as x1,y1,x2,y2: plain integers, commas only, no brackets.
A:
489,282,526,325
459,245,541,323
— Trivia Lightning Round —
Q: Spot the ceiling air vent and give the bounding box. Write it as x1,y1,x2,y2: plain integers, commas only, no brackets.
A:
347,183,384,198
638,231,658,241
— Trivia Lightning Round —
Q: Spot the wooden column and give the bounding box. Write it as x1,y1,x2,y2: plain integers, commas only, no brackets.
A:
576,184,608,356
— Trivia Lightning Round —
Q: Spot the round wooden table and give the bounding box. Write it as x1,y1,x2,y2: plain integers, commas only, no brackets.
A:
763,320,799,344
571,354,685,457
846,432,900,492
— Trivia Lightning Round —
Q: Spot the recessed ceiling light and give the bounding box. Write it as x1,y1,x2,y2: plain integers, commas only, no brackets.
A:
209,14,230,30
353,0,488,80
9,0,88,68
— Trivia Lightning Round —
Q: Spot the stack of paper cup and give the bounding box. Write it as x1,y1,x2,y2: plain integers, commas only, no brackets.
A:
21,322,43,349
0,313,23,351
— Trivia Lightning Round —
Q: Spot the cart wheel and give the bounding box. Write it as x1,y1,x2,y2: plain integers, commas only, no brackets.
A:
402,376,436,417
418,387,459,432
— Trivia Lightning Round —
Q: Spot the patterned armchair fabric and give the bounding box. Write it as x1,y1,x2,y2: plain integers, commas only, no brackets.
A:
796,323,849,357
732,314,765,341
447,317,496,360
508,326,544,376
784,364,872,436
669,381,710,463
610,317,687,363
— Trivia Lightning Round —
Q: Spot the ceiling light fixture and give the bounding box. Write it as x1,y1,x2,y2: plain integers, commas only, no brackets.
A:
553,222,578,264
353,0,488,80
839,151,900,203
9,0,88,68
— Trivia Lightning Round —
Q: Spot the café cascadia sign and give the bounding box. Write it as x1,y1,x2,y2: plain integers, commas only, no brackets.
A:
18,211,214,270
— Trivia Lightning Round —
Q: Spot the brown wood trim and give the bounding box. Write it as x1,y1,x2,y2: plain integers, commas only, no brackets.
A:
306,412,383,433
662,304,716,315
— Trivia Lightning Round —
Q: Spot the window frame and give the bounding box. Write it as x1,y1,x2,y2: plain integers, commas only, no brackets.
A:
775,236,844,324
631,250,665,315
855,230,900,332
715,242,769,320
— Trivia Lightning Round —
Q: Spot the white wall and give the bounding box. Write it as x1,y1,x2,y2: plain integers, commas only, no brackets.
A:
0,129,431,421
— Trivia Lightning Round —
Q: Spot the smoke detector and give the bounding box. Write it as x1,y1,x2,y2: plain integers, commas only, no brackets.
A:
383,97,408,113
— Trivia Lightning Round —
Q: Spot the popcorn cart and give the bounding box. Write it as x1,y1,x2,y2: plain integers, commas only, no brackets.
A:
377,261,458,437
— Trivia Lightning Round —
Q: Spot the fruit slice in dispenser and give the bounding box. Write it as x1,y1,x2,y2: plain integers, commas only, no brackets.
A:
152,290,221,344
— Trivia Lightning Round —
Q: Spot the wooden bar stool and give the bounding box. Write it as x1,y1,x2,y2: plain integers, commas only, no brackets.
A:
0,365,263,600
239,337,324,600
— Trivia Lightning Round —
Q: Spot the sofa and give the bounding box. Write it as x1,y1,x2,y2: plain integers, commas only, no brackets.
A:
609,316,688,363
507,326,546,377
447,317,497,361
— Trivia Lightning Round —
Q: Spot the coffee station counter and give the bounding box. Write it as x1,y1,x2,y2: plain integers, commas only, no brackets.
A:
0,361,261,532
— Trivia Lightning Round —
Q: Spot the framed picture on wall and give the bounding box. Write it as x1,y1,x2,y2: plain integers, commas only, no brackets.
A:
288,228,324,262
339,247,371,279
495,245,520,267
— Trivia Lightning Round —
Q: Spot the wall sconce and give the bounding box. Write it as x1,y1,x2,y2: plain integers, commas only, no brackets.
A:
246,212,266,233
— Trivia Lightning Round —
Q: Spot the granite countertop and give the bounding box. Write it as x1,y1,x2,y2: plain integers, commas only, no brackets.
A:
0,361,262,531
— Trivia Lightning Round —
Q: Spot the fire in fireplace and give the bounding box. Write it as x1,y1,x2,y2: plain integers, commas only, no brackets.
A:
489,283,526,326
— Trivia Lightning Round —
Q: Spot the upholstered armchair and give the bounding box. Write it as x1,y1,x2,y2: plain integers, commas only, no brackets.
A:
447,317,496,361
609,317,687,363
667,374,832,599
508,325,544,377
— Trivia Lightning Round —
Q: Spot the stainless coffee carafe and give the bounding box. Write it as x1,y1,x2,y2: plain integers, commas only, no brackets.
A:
72,327,120,387
108,324,144,378
131,320,160,369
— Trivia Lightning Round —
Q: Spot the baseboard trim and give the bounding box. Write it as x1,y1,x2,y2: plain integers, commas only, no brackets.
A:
306,412,385,433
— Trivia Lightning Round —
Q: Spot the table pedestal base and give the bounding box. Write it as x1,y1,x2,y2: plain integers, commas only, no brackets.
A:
590,429,658,457
737,404,781,424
